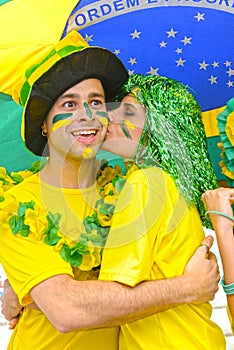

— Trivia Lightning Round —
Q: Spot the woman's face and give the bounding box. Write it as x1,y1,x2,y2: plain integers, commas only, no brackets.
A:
102,93,146,159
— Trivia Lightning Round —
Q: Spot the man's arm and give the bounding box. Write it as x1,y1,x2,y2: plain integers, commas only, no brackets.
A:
30,235,219,333
2,236,219,332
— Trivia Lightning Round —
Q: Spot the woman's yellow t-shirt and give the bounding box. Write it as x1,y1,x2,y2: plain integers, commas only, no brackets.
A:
100,167,226,350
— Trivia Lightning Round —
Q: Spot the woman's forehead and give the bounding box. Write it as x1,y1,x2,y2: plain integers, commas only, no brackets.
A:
122,93,142,105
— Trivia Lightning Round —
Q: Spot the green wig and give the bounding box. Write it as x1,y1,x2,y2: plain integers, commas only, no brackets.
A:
115,74,219,228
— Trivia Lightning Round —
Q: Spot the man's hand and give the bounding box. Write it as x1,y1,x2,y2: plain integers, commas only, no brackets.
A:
1,279,23,329
183,235,220,304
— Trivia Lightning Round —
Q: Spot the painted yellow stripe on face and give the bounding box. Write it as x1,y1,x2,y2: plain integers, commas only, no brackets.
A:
98,116,108,127
52,113,73,124
125,119,135,130
82,147,93,159
120,121,132,140
52,119,72,132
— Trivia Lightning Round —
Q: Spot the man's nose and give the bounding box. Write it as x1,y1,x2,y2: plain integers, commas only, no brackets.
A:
76,102,94,121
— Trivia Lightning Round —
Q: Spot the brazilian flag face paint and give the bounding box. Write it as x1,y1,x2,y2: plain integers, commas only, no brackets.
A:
96,111,109,127
52,113,73,132
52,113,73,124
125,119,135,130
83,102,92,119
120,120,133,140
96,111,108,118
82,146,93,159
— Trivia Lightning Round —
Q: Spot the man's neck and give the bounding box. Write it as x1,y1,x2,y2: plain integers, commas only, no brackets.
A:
40,157,98,189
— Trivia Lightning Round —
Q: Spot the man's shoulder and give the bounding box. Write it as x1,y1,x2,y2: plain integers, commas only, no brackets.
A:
7,173,40,198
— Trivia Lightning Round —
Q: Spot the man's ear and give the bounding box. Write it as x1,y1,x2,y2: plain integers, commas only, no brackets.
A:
41,121,47,134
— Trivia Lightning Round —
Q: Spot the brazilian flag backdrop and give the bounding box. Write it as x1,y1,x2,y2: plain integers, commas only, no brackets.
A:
0,0,233,180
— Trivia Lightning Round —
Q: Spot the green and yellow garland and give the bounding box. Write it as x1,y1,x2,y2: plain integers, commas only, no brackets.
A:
0,161,139,270
217,97,234,185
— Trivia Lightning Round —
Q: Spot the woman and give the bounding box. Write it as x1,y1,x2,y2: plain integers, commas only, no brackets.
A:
99,74,224,349
104,74,219,227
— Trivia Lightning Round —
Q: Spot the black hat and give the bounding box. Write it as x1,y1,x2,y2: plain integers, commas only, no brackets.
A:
17,31,128,156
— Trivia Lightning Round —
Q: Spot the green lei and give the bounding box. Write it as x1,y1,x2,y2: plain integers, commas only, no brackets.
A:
6,161,139,269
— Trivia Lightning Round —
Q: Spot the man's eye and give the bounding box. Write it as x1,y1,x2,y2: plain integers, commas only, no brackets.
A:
64,101,75,108
91,100,103,107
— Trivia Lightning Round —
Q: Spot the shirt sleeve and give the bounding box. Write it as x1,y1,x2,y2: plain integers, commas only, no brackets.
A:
0,198,73,305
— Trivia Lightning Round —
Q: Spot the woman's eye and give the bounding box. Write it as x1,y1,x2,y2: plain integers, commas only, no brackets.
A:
124,109,135,117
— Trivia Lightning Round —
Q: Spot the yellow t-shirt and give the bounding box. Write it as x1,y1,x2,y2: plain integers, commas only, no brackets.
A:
0,174,118,350
99,167,226,350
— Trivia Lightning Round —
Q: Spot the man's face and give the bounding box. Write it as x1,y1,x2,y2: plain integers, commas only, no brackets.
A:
42,78,108,160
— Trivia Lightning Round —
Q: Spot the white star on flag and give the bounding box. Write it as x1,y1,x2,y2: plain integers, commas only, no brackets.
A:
227,81,234,87
175,58,186,66
84,34,93,43
226,68,234,77
199,61,209,70
130,29,141,39
175,48,183,54
208,75,218,84
166,28,178,38
212,61,219,68
129,57,137,65
160,41,167,48
194,12,205,22
224,61,232,67
147,66,160,75
181,36,192,45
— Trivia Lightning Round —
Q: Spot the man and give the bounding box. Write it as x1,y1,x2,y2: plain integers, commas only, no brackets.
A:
0,31,219,350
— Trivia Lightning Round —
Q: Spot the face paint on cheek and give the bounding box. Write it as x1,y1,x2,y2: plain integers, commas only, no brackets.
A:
51,113,73,132
82,146,93,159
125,119,135,130
120,121,133,140
96,111,109,127
83,102,92,119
